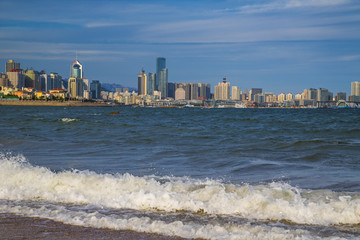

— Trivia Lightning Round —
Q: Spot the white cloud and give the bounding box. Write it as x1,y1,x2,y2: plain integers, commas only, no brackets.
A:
338,55,360,61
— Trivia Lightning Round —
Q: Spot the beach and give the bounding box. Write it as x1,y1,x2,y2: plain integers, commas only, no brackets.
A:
0,213,187,240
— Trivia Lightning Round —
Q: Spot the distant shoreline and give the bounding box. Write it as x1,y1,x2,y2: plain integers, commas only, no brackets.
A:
0,100,114,107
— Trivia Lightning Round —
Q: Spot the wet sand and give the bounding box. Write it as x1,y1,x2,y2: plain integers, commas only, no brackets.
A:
0,213,190,240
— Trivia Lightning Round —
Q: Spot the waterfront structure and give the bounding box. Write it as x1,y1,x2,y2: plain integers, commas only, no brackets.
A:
90,80,101,99
295,93,302,100
50,73,62,90
198,83,211,100
147,73,156,96
249,88,262,101
336,92,346,101
231,86,241,100
175,87,186,100
317,88,333,102
25,69,40,90
159,68,168,98
278,93,285,103
137,69,147,95
5,60,20,73
214,77,230,100
286,93,293,101
68,77,83,98
351,81,360,99
0,73,8,89
7,70,25,89
190,83,199,100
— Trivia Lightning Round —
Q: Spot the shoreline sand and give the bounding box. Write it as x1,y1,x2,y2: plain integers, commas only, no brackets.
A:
0,213,190,240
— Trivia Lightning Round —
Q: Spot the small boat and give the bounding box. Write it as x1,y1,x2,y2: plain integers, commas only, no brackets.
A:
109,111,119,115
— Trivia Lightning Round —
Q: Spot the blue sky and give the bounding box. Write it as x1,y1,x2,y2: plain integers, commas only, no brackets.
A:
0,0,359,94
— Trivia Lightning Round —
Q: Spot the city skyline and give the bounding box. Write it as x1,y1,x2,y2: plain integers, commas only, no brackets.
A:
0,0,359,95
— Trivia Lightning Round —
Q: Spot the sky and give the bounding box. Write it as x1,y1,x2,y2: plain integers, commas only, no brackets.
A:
0,0,359,95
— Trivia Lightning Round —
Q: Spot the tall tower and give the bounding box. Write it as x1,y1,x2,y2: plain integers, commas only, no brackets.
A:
156,57,168,99
70,59,83,79
5,60,20,73
159,68,168,99
138,69,147,95
147,73,156,95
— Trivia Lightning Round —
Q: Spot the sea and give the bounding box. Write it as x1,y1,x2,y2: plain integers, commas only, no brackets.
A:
0,106,359,239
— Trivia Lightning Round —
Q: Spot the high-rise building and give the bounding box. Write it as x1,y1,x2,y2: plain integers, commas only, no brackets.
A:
277,93,285,103
198,83,211,100
68,77,83,98
286,93,293,101
168,82,175,99
336,92,346,101
156,57,166,90
249,88,262,101
317,88,333,101
175,87,186,100
214,77,230,100
137,69,147,95
5,60,20,73
70,60,83,79
190,83,199,100
90,80,101,99
351,81,360,97
159,68,168,98
0,73,9,89
25,69,40,90
7,70,25,89
50,73,62,89
147,73,156,96
231,86,241,100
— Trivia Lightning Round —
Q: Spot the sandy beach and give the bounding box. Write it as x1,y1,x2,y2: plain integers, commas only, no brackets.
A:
0,213,190,240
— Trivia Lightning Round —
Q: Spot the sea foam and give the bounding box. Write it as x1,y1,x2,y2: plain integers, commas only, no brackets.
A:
0,153,359,228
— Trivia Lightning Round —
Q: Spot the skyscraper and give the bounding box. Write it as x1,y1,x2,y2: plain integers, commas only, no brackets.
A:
68,58,85,99
90,80,101,99
214,77,230,100
137,69,147,95
156,57,168,98
147,73,156,95
190,83,199,100
5,60,20,73
70,59,83,79
231,86,241,100
159,68,168,99
156,57,166,90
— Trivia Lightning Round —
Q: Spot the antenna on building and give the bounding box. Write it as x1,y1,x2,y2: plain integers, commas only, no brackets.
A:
223,76,226,83
75,50,78,61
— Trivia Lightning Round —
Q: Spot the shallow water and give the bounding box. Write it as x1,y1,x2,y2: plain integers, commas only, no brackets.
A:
0,106,359,239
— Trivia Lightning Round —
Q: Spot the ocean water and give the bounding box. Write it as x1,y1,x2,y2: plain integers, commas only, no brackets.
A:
0,106,359,239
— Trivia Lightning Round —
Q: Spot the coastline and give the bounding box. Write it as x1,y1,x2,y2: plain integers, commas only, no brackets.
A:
0,100,114,107
0,213,189,240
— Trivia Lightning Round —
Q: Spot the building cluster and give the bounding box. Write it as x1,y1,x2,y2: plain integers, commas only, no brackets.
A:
210,78,359,108
1,57,359,108
0,59,102,101
137,58,211,102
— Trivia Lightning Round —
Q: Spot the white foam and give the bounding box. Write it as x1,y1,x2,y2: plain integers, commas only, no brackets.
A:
0,153,359,227
0,204,318,240
60,118,78,122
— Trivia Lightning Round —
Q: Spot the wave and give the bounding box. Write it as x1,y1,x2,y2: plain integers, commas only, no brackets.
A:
60,118,78,122
0,153,359,228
